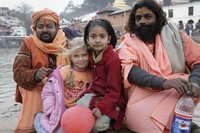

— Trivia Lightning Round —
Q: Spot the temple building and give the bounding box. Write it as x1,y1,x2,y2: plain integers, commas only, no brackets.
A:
95,0,200,33
113,0,130,9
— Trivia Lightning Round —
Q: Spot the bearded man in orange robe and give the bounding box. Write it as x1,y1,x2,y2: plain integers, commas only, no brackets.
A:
117,0,200,132
13,8,69,132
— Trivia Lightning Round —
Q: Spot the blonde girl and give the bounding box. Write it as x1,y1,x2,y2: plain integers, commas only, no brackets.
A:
34,37,93,133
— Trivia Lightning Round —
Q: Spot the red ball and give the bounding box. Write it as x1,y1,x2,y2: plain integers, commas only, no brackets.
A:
61,105,95,133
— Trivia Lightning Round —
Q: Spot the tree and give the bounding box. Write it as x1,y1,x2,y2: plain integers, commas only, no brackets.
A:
60,0,114,20
64,1,75,13
60,0,137,21
15,2,33,35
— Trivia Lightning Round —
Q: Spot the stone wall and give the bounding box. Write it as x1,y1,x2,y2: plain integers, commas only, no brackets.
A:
0,36,25,48
192,31,200,43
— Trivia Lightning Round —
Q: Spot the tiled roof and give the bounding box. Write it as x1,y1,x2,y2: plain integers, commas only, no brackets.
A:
96,6,120,14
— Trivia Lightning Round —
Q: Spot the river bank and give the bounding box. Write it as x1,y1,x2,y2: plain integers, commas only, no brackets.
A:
0,36,25,48
0,48,21,132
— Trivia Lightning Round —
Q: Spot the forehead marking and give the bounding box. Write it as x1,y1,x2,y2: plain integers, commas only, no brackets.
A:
136,7,152,15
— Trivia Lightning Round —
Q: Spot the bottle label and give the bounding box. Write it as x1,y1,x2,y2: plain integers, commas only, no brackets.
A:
171,112,192,133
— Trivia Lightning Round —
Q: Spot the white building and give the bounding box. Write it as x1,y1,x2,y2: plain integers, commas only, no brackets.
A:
60,19,71,28
157,0,190,5
113,0,130,9
162,1,200,26
10,26,26,36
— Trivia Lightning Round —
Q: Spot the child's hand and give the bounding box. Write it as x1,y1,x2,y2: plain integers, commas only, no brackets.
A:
42,77,48,84
92,108,102,119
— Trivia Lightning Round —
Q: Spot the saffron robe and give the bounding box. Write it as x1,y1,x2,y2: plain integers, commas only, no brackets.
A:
13,36,68,132
117,31,200,133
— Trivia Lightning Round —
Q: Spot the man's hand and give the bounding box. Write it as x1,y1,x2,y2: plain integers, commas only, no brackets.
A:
34,67,53,82
163,78,191,94
187,82,200,98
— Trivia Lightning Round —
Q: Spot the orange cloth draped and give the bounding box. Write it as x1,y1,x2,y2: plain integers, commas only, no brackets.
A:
31,8,60,31
15,9,68,132
16,85,43,133
31,8,68,63
15,36,69,132
32,29,66,55
117,32,200,133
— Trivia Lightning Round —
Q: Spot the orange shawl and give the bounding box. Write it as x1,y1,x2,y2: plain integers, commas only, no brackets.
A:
32,29,66,55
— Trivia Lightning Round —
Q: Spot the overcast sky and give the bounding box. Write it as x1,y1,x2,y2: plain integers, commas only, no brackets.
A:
0,0,84,14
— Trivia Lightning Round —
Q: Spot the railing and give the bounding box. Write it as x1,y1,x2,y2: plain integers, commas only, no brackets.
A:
0,36,25,48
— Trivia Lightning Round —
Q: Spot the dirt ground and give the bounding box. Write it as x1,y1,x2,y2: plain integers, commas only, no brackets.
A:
0,102,199,133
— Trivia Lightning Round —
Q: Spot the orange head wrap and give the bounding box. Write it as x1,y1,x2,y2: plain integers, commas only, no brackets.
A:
31,8,60,31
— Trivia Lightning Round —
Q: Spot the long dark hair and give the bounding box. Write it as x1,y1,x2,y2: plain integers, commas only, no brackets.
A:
84,18,117,51
125,0,167,34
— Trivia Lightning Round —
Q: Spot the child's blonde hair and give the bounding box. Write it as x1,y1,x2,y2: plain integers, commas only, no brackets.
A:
62,37,87,57
63,37,88,88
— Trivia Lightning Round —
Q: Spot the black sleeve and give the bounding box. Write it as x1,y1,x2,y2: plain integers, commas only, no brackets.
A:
189,63,200,86
128,65,166,89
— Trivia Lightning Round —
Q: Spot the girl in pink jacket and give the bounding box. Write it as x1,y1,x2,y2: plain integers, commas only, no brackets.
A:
34,37,93,133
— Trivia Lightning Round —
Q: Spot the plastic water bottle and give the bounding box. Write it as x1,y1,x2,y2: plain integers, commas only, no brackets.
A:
171,95,195,133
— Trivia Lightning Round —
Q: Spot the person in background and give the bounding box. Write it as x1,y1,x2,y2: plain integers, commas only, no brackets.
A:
77,19,127,132
13,8,70,132
62,26,83,40
34,37,93,133
185,21,194,36
195,19,200,33
178,20,184,31
116,0,200,132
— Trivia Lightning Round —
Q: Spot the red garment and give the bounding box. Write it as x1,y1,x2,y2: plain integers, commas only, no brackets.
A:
86,45,127,130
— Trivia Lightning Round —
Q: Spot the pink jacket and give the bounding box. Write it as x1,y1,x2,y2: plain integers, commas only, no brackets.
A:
41,67,65,133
